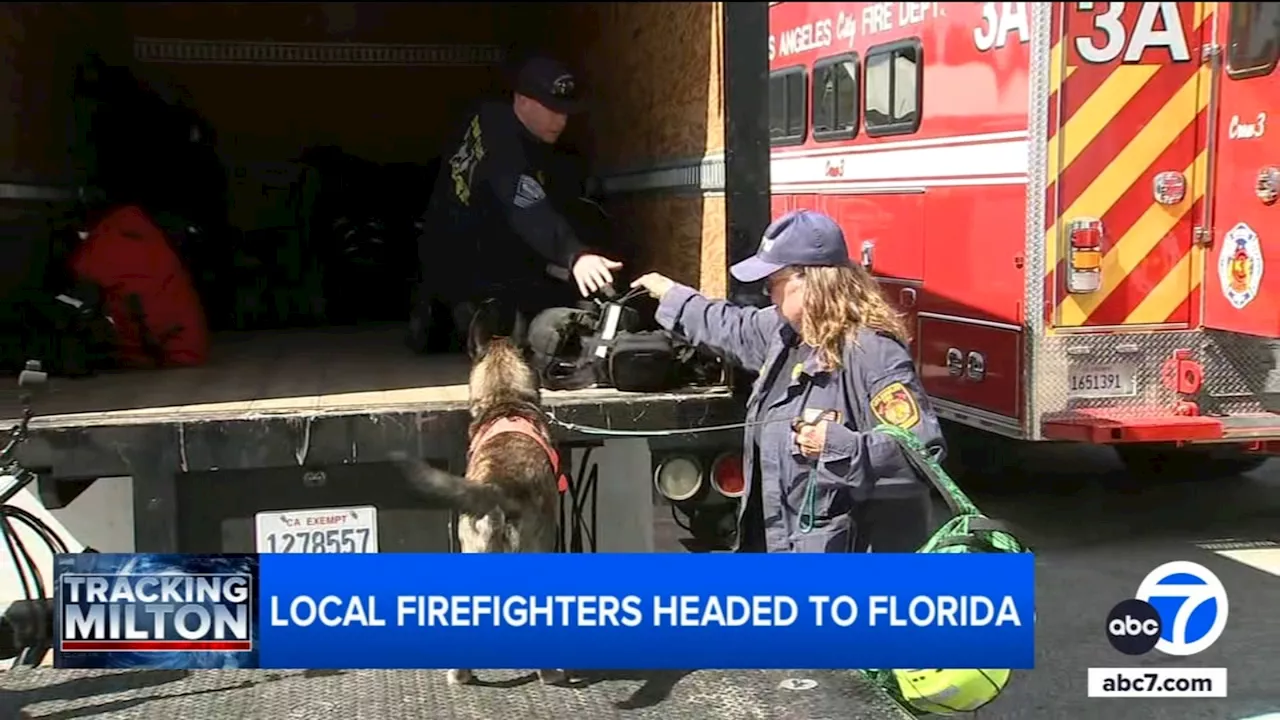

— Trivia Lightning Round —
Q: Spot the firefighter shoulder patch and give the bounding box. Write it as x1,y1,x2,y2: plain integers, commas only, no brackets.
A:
514,174,546,209
870,381,921,430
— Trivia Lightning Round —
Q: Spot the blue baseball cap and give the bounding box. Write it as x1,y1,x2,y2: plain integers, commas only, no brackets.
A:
515,56,585,115
730,210,852,283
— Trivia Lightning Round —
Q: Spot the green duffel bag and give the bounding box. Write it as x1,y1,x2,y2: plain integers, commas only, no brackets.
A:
861,423,1032,717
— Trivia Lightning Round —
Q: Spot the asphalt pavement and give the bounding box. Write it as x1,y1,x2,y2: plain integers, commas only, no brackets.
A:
969,443,1280,720
654,440,1280,719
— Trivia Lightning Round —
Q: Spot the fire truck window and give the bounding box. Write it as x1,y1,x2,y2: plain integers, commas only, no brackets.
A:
1227,2,1280,79
813,54,859,141
770,67,808,146
864,39,922,137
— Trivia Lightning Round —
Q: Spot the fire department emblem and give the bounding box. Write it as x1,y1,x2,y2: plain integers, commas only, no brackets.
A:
1217,222,1264,310
870,381,920,430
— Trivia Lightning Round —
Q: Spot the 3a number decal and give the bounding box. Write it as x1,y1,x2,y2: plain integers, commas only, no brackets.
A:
974,2,1030,52
1074,2,1191,64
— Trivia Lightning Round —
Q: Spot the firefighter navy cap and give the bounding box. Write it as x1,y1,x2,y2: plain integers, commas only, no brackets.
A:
515,56,585,115
730,210,852,283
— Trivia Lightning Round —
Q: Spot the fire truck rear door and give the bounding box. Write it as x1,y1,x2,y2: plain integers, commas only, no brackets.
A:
1203,2,1280,338
1050,2,1210,331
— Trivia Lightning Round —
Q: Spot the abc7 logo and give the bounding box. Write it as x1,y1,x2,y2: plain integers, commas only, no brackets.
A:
1106,560,1229,656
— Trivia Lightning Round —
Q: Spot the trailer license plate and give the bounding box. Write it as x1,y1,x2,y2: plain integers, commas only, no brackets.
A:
254,506,378,553
1068,363,1138,399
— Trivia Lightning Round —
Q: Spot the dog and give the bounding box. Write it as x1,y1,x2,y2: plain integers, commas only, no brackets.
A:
391,299,569,687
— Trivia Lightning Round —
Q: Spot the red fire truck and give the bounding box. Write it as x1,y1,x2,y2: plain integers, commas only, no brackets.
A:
767,1,1280,478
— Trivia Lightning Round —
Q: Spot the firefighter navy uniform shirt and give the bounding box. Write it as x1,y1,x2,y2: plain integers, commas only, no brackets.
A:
420,101,587,303
655,282,943,554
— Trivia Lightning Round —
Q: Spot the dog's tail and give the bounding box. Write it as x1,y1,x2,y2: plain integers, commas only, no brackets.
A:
389,453,518,517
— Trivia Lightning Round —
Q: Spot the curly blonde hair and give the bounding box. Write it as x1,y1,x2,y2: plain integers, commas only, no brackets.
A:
791,264,911,370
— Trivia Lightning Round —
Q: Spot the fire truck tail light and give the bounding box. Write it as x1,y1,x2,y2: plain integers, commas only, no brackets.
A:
1068,220,1102,249
1068,267,1102,293
1066,217,1104,294
1071,249,1103,270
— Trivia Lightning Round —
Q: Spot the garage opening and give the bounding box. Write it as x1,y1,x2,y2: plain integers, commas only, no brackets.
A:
0,2,733,423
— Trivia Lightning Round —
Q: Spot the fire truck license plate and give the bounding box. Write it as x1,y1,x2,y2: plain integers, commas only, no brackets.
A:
1068,363,1138,399
254,506,379,553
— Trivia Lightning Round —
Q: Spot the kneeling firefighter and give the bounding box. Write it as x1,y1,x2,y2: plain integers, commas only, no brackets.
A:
410,55,623,351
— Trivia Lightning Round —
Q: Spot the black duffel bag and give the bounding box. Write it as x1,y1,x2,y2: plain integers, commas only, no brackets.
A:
526,295,719,393
3,281,118,378
526,306,602,391
607,330,679,392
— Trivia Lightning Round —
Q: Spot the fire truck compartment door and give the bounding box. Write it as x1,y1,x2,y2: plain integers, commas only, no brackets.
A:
822,193,923,281
770,194,793,219
1051,2,1208,330
1202,2,1280,339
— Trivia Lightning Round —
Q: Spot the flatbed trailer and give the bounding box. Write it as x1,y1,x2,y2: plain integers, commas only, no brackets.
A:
4,325,745,557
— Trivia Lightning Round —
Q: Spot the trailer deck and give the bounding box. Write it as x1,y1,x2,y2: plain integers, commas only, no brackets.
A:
0,323,742,556
0,323,731,429
0,667,914,719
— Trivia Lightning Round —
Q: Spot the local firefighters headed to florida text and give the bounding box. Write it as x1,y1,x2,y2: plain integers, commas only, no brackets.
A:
269,593,1024,628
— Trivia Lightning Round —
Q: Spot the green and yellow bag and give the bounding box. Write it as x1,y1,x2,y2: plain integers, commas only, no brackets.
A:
861,423,1031,717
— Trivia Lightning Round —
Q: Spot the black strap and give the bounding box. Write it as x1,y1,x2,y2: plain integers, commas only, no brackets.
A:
965,516,1017,535
929,535,1004,553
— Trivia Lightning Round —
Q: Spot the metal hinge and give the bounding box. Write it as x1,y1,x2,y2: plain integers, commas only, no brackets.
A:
1202,43,1221,64
1193,226,1212,247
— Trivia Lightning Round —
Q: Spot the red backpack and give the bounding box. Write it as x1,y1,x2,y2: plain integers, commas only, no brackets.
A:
70,206,210,368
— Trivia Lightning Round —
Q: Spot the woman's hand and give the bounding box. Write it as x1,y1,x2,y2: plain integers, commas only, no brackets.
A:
794,420,828,459
630,272,676,300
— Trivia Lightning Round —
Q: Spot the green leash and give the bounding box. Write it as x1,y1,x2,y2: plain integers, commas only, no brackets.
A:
798,467,819,533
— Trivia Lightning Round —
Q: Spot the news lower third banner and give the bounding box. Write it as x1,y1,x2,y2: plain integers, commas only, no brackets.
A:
53,552,1035,671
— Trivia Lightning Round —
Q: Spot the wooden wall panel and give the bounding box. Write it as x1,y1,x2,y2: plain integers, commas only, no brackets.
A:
118,2,548,164
551,2,727,296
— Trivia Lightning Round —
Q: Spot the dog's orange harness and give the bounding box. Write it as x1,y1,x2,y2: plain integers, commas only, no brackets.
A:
469,417,569,494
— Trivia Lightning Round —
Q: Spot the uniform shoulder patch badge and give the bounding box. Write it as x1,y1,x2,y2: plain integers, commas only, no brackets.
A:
870,381,921,430
514,174,546,209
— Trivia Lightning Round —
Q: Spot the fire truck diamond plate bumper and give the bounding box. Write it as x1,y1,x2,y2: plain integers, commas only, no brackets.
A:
1,667,914,719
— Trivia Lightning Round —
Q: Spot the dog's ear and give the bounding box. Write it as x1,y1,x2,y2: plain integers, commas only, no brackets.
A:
467,301,499,360
510,309,530,351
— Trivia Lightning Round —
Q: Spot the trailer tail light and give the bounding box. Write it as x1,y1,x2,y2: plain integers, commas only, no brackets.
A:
1066,217,1104,294
710,453,745,498
654,456,703,501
